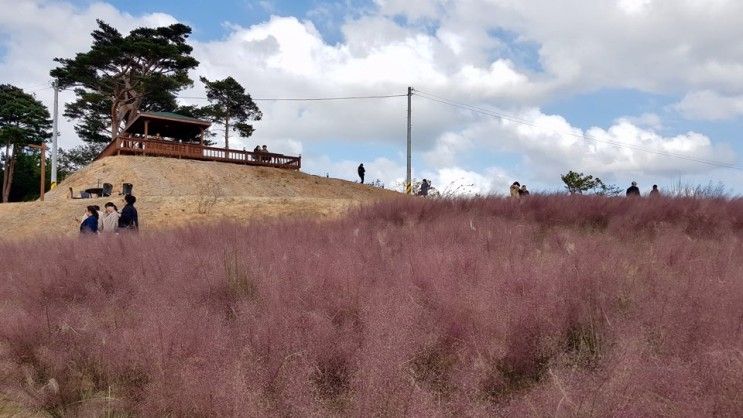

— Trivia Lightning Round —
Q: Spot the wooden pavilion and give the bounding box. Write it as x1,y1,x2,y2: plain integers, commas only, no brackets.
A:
96,112,301,170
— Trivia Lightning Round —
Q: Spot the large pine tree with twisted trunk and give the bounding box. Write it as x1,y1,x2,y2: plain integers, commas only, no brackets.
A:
51,20,199,144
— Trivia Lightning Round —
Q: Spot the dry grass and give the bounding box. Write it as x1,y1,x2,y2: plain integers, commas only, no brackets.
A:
0,156,398,240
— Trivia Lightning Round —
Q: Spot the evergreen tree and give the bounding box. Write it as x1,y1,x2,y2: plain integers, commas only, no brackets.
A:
51,20,199,143
0,85,52,202
198,76,262,149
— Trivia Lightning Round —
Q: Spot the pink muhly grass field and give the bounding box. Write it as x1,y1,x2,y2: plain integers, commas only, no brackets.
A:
1,195,742,416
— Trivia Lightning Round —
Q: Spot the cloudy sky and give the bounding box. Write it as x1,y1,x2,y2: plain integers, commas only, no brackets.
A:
2,0,743,194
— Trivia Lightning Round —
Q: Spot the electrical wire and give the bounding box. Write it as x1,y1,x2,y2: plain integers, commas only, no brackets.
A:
413,89,743,172
178,93,407,102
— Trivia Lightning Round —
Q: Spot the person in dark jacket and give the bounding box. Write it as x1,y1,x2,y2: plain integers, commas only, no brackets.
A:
358,163,366,184
626,181,641,197
418,179,431,196
80,205,99,234
119,194,139,231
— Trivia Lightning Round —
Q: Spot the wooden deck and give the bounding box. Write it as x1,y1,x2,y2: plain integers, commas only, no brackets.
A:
96,136,301,170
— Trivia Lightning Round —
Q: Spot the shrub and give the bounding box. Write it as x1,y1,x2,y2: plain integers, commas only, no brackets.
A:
0,195,741,416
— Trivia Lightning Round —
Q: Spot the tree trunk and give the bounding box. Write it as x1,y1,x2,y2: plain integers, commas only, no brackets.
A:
2,144,17,203
111,101,119,140
224,117,230,150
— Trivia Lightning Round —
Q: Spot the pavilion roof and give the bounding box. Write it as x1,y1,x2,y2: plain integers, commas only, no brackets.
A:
122,112,211,140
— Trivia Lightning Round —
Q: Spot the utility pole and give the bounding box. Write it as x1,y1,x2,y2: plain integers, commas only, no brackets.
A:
50,80,59,189
406,86,412,194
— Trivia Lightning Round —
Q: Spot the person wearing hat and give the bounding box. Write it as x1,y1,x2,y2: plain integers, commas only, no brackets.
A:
626,181,641,197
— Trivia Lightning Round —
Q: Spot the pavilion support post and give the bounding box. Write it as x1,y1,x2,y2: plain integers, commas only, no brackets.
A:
144,120,149,140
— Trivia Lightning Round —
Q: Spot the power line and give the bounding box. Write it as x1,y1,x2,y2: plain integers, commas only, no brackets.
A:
413,89,743,172
25,85,53,94
178,93,407,102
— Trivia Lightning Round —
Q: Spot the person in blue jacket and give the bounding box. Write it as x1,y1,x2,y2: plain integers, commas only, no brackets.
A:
79,205,99,234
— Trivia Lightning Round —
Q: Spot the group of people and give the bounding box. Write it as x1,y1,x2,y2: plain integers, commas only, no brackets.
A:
79,194,139,234
252,145,272,162
508,180,662,197
510,182,530,197
626,182,661,197
357,163,433,197
357,163,664,199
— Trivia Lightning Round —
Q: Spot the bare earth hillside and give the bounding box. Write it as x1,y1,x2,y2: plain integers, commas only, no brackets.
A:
0,156,398,240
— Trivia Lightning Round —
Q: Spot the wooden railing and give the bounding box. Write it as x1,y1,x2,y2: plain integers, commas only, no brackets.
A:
96,136,301,170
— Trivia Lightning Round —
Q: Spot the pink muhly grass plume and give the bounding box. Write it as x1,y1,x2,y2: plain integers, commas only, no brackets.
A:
0,195,741,416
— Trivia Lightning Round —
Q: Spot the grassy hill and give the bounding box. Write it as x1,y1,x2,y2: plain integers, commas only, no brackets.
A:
0,156,397,240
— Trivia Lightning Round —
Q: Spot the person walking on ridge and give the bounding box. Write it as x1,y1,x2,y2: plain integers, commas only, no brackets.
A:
626,181,641,197
510,182,521,198
419,179,431,196
358,163,366,184
649,184,661,197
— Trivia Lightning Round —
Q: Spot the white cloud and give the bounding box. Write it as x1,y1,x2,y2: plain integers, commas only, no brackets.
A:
618,113,664,130
374,0,443,20
426,107,735,184
302,155,406,188
1,0,741,194
674,90,743,120
381,0,743,96
0,0,179,154
432,166,514,196
617,0,653,15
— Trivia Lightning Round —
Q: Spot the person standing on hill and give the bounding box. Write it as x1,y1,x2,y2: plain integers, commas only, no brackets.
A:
418,179,431,196
358,163,366,184
626,181,641,197
101,202,120,233
119,194,139,231
649,184,661,197
80,206,99,234
510,182,521,198
519,184,530,196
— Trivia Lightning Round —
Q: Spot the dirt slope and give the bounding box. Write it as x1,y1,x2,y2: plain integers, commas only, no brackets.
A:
0,156,398,240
